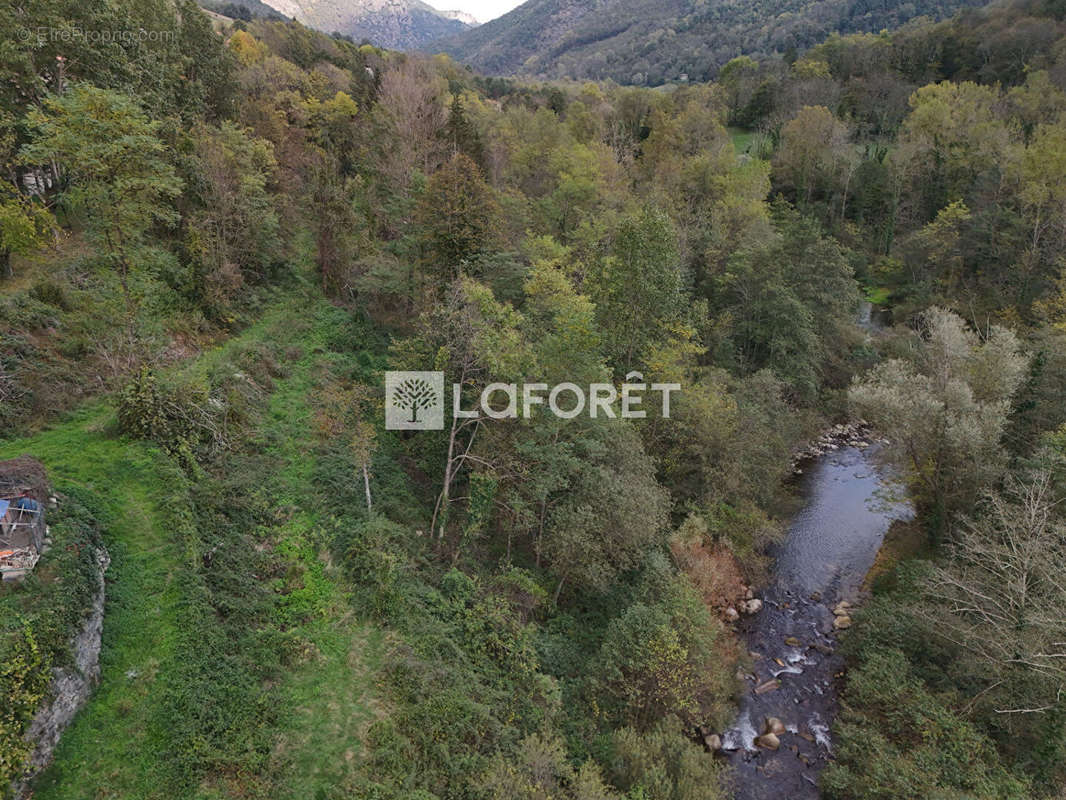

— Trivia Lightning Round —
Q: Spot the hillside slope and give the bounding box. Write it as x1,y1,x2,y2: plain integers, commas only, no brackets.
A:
264,0,470,48
197,0,287,21
434,0,988,84
0,300,387,799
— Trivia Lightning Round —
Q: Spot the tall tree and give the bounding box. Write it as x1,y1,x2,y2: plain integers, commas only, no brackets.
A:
773,105,853,208
591,208,684,374
186,121,280,313
415,152,499,287
921,467,1066,724
850,308,1028,534
21,84,182,322
442,94,484,168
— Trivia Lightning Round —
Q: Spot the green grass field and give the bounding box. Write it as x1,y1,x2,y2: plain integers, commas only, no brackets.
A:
728,126,755,155
0,297,384,799
0,406,189,798
864,286,892,306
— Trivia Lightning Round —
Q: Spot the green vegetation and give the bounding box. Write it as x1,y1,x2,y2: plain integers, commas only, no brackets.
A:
1,0,1066,797
0,300,390,799
0,489,102,785
437,0,986,85
0,412,192,796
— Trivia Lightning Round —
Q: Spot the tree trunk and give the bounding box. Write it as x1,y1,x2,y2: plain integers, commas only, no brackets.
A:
362,462,373,511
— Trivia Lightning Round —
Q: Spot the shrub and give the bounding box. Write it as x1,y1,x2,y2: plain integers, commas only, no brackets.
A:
594,568,733,730
607,718,727,800
822,649,1030,800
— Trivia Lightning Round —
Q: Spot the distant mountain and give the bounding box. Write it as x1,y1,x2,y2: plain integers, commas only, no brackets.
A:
435,0,988,85
439,8,481,26
261,0,472,49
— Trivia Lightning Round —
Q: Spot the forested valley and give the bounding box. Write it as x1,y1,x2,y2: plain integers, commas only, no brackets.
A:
1,0,1065,798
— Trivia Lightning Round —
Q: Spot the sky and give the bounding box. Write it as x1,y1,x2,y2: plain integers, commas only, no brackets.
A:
425,0,525,23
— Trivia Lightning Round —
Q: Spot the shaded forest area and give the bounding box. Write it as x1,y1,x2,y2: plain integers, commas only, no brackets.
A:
0,0,1065,797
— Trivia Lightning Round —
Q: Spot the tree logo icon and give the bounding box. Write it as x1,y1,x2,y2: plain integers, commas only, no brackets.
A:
394,377,436,423
386,371,445,430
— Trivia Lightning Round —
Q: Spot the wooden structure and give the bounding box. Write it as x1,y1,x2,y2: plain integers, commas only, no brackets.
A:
0,456,49,579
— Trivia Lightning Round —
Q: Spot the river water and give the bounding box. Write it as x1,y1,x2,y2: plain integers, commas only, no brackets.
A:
722,437,913,799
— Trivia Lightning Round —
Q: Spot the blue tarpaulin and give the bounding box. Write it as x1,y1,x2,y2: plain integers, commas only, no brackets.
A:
0,499,8,519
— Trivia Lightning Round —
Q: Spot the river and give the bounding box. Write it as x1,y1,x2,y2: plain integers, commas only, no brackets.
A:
720,426,913,799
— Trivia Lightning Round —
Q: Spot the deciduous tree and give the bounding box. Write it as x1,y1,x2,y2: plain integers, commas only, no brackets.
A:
850,307,1028,533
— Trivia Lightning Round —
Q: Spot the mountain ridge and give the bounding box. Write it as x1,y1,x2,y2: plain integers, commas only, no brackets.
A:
261,0,472,48
433,0,990,84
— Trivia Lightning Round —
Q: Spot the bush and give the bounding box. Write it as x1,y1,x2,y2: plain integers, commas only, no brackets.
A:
118,367,206,471
822,649,1029,800
594,565,733,730
607,718,727,800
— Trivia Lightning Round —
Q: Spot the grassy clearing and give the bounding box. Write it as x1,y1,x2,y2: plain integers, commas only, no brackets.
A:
250,305,386,799
0,407,189,798
0,295,384,799
864,286,892,306
728,126,755,154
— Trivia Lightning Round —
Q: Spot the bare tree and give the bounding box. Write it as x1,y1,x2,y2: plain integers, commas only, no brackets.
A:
375,58,448,190
313,380,378,512
920,467,1066,715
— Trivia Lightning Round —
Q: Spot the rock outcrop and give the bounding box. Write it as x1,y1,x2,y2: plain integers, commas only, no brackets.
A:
13,547,110,799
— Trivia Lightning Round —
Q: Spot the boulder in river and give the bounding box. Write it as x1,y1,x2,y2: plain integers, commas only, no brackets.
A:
833,615,853,630
765,717,786,736
724,606,740,622
704,733,722,751
756,732,780,750
784,636,802,647
833,601,852,617
742,598,763,615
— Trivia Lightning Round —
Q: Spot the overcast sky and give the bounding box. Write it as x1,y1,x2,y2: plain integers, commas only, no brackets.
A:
425,0,525,23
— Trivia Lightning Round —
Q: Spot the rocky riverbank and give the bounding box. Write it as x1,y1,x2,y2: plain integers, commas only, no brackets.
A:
791,421,888,473
719,434,913,799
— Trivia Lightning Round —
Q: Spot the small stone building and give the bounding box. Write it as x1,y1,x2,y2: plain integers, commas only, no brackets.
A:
0,456,49,580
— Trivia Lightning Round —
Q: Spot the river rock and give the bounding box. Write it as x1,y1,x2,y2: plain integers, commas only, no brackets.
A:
704,733,722,751
833,615,853,630
833,601,852,617
756,732,780,750
744,587,754,600
742,599,763,615
754,679,780,695
784,636,802,647
765,717,786,736
724,606,740,622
